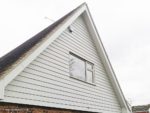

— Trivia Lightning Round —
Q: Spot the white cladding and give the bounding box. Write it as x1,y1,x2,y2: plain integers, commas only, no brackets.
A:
4,15,122,113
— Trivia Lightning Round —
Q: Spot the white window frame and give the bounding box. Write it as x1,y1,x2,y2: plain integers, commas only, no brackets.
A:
69,52,95,84
85,61,95,83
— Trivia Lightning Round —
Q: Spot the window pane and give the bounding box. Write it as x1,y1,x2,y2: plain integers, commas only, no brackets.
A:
87,63,93,70
70,54,85,80
87,71,93,83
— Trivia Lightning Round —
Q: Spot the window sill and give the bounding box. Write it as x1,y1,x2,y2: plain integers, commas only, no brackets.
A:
70,76,96,86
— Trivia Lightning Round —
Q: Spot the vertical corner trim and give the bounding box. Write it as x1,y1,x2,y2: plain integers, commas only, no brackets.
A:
0,80,4,99
122,107,131,113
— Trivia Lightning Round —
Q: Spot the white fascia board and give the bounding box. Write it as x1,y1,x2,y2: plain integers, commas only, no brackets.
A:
83,5,130,112
1,4,86,93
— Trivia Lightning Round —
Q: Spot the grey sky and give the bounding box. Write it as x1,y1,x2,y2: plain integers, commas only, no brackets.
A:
0,0,150,105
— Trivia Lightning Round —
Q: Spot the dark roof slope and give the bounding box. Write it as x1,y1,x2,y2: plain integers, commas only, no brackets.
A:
0,3,85,75
132,104,150,112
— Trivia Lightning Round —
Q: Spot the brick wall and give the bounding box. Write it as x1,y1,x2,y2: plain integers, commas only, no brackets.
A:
0,103,87,113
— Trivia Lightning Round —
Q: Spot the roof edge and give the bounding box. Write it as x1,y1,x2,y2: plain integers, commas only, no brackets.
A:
0,3,86,77
82,4,131,112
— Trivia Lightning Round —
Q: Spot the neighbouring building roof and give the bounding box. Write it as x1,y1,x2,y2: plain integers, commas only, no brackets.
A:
0,3,84,75
132,104,150,112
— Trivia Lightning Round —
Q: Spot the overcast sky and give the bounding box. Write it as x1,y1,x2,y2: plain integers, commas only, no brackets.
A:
0,0,150,106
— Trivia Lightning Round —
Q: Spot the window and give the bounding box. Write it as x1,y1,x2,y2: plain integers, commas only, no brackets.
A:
69,53,95,84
